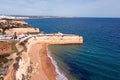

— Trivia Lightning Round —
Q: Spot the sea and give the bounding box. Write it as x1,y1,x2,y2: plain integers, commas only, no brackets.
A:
25,18,120,80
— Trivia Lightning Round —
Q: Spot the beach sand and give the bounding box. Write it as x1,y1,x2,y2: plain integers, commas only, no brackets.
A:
28,43,56,80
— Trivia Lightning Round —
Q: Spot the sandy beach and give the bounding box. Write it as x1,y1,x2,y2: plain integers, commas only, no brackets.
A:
28,43,56,80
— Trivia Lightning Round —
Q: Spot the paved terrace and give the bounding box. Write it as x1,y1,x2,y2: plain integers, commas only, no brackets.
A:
27,33,83,44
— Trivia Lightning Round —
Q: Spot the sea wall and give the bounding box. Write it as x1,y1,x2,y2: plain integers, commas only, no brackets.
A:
6,28,40,35
28,35,83,44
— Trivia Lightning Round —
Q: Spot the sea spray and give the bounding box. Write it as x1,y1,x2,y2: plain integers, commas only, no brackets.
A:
47,48,68,80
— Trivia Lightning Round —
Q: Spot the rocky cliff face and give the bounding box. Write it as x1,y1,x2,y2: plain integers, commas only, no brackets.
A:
5,28,40,35
0,18,38,34
0,41,15,55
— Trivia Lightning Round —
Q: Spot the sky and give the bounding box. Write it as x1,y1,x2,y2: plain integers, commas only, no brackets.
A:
0,0,120,17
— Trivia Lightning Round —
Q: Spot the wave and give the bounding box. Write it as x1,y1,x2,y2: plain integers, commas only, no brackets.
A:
47,47,68,80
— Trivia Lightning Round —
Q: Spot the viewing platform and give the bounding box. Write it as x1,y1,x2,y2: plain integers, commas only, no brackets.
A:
27,33,83,45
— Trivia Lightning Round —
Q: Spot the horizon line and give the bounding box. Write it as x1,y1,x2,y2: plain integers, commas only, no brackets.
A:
0,14,120,18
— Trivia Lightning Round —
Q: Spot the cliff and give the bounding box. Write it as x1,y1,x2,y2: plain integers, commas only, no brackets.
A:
0,41,17,55
5,28,40,35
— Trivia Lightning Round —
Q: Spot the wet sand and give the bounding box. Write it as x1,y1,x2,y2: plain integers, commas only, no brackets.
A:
28,43,56,80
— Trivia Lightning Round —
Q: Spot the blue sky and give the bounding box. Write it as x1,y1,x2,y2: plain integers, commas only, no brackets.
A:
0,0,120,17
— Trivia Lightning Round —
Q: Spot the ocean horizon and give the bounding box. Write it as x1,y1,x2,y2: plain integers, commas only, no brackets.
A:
25,18,120,80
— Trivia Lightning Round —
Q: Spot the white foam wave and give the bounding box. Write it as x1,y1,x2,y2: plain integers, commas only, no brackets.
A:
47,48,68,80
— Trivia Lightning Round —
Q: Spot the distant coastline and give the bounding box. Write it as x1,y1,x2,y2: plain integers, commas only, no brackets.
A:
0,15,74,19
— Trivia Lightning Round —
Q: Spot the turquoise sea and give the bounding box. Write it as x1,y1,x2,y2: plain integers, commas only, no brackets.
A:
25,18,120,80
